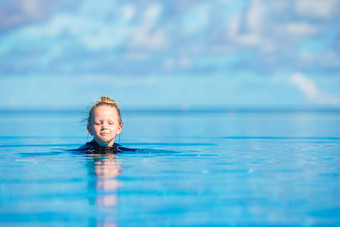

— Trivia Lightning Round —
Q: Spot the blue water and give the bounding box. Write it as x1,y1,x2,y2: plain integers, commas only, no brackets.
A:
1,110,340,226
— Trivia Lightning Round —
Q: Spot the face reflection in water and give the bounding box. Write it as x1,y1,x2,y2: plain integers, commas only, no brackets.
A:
91,154,122,207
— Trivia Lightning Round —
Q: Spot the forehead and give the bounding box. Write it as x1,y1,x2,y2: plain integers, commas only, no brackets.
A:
92,105,118,118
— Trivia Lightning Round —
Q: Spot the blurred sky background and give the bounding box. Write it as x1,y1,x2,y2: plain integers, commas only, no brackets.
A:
1,0,340,110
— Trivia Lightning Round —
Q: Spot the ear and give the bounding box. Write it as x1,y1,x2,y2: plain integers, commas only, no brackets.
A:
117,124,123,135
87,125,93,135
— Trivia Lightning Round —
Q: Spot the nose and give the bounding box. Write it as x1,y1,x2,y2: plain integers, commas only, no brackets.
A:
102,122,108,129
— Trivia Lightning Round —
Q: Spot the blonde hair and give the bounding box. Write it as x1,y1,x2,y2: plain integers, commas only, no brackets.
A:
87,96,122,125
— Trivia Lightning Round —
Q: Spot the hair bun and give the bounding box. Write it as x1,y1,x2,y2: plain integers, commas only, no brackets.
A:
100,96,118,105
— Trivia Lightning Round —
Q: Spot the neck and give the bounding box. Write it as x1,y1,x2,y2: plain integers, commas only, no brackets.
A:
95,139,115,147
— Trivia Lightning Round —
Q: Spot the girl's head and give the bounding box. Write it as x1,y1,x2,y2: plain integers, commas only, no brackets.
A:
87,97,123,147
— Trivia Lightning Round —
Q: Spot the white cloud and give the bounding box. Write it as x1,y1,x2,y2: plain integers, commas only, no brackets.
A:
223,0,339,68
295,0,338,19
227,11,262,46
22,14,84,37
22,0,41,15
144,4,162,23
291,73,318,98
282,23,318,37
121,4,136,22
291,73,340,104
227,14,240,38
237,34,262,45
246,0,266,33
299,51,340,68
19,3,167,51
129,24,169,50
20,14,132,51
227,1,335,44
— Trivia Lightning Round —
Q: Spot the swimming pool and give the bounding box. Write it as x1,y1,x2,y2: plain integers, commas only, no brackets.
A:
1,109,339,226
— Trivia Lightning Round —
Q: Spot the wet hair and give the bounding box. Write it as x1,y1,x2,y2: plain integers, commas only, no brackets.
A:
87,96,122,126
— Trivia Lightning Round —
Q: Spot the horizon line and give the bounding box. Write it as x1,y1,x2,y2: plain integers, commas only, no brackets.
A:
1,106,340,114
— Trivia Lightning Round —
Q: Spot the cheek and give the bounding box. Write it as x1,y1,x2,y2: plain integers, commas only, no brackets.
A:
109,126,117,131
92,125,101,132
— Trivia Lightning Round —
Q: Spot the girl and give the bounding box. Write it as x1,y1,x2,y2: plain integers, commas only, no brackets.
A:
79,97,135,154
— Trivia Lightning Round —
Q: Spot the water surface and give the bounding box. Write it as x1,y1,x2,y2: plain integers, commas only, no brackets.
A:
0,110,339,226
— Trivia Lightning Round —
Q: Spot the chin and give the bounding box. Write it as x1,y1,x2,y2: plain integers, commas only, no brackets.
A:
101,139,114,145
98,136,110,142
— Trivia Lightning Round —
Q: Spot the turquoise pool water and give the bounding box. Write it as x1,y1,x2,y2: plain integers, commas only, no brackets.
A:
0,110,340,226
